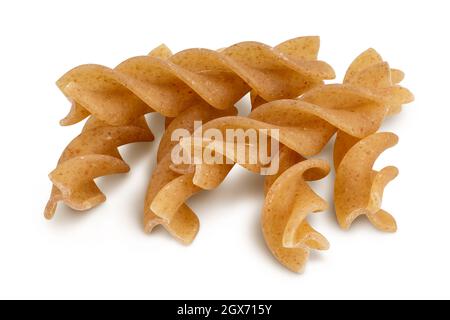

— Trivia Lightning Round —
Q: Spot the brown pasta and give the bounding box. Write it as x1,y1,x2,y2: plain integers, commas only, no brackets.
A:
58,45,173,126
144,104,236,244
262,159,330,273
146,82,393,244
145,47,414,272
141,37,334,242
343,48,414,115
44,38,415,274
331,49,414,232
44,45,172,218
334,132,399,232
57,37,334,127
44,117,154,219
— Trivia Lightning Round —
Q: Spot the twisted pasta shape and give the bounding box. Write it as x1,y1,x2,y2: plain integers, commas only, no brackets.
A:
42,35,415,274
262,159,330,273
44,45,172,218
58,44,173,126
343,48,413,115
252,48,413,112
145,82,394,244
143,48,414,274
332,49,413,167
139,37,334,242
334,132,399,232
44,116,153,219
331,49,414,232
57,37,335,127
156,103,237,163
144,103,237,243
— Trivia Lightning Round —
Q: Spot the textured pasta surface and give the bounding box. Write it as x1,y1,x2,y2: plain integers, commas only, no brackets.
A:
334,132,399,232
57,37,334,126
45,117,153,219
45,37,415,273
146,76,403,244
331,48,414,233
263,159,330,273
142,37,335,243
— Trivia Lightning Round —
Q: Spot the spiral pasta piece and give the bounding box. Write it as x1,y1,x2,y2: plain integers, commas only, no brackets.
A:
45,45,170,218
330,50,413,232
157,103,237,163
150,152,331,272
344,48,414,115
142,37,334,241
253,48,414,113
334,132,399,232
41,35,416,275
146,83,392,243
249,36,324,109
59,45,173,126
262,159,330,273
332,49,413,166
187,87,390,189
48,155,130,215
332,56,407,165
44,117,154,219
144,104,236,244
57,37,335,127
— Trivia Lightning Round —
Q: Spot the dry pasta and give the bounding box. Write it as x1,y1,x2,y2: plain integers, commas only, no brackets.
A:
57,37,334,127
343,48,413,115
331,49,414,232
58,45,173,126
44,38,415,274
144,104,236,243
334,132,399,232
146,81,395,244
145,49,413,271
140,37,334,243
262,159,330,273
45,117,153,219
44,46,172,218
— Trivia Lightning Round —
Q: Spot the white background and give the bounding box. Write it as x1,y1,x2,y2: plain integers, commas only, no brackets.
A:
0,0,448,300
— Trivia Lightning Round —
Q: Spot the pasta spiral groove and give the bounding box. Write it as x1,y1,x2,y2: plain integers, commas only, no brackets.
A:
145,81,395,244
44,117,153,219
57,37,335,127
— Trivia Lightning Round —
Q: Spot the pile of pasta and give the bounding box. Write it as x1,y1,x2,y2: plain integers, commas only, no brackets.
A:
45,37,414,273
